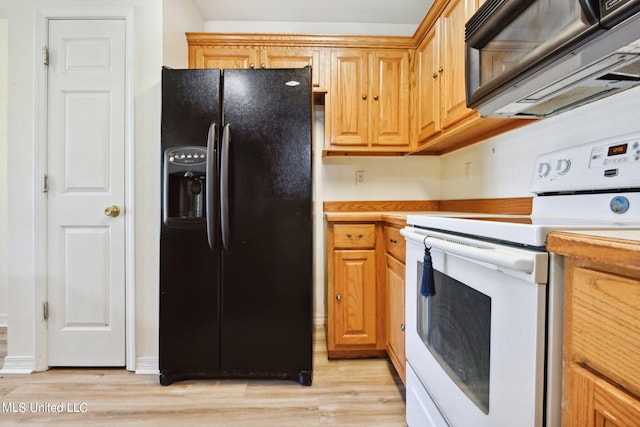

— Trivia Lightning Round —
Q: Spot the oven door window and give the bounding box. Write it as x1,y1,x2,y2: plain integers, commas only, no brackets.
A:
417,261,491,414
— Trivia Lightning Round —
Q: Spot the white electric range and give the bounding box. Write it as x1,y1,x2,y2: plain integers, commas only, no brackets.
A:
402,132,640,427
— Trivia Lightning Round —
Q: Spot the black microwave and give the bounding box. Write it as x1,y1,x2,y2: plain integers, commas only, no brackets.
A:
465,0,640,118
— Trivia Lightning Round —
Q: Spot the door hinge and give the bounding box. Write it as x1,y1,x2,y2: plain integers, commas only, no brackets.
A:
43,302,49,321
43,47,49,66
42,174,49,193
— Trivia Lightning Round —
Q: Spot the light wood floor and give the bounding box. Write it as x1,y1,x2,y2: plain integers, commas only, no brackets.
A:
0,327,407,426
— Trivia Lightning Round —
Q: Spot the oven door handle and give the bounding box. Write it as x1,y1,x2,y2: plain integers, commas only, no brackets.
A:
401,229,535,274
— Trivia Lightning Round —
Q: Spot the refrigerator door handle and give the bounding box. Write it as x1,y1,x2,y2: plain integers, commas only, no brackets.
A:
206,122,217,250
220,123,231,251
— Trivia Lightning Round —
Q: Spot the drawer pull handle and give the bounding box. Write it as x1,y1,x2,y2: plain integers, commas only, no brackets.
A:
336,294,342,301
390,239,398,244
346,233,364,239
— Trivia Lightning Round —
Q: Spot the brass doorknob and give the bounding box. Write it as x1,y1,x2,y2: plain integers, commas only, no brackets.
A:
104,205,120,217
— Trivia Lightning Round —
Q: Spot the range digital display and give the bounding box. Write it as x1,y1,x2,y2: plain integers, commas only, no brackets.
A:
608,143,627,157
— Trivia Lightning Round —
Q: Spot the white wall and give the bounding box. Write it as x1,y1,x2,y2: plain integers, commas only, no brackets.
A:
162,0,203,68
440,86,640,200
312,106,440,322
204,20,417,36
321,153,440,201
5,0,162,371
0,18,8,327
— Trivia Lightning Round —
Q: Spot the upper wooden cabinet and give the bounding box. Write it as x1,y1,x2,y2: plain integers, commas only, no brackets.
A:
415,0,476,144
191,45,260,70
440,0,477,128
328,49,411,150
415,21,441,142
261,47,324,89
186,0,535,157
411,0,533,154
414,0,477,142
188,34,327,91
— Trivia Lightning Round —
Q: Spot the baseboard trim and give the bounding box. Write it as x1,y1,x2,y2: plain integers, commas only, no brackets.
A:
0,356,35,374
135,357,159,375
314,313,325,327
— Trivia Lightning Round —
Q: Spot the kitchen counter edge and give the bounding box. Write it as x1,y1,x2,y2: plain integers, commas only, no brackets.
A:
548,230,640,273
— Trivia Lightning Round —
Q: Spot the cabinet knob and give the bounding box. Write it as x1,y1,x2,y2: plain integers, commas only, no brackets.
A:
433,72,438,79
438,67,443,73
336,294,342,301
373,95,379,100
362,94,367,100
400,323,405,332
250,63,255,69
261,63,266,68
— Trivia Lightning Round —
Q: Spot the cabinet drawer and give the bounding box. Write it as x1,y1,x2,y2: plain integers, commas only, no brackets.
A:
333,224,376,249
569,266,640,397
384,226,406,262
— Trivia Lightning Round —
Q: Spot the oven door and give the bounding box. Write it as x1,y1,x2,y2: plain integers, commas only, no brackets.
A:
402,227,548,427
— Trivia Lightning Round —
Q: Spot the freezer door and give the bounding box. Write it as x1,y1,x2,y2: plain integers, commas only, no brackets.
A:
220,68,313,380
159,68,222,384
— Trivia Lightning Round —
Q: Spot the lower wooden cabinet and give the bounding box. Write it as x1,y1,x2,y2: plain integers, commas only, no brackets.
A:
552,234,640,427
385,253,405,383
566,363,640,427
326,219,407,383
332,250,378,347
326,221,386,359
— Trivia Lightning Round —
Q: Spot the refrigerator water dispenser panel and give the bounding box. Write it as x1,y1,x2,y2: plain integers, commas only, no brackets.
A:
163,146,208,227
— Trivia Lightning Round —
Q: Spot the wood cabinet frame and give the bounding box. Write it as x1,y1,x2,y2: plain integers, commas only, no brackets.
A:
186,0,534,157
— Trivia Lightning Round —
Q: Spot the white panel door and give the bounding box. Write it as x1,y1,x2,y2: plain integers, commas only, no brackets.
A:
47,19,126,366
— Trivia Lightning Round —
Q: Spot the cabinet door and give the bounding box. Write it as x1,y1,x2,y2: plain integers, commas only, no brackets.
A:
369,50,410,147
440,0,477,128
191,46,260,69
386,254,406,382
416,22,442,142
261,47,323,89
569,266,640,396
565,363,640,427
329,50,369,146
333,250,377,346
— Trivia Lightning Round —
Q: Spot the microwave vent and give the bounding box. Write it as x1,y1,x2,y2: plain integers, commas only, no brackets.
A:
517,86,621,117
515,55,640,117
598,57,640,81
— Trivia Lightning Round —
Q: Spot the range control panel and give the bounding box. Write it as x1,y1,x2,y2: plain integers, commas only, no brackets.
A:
531,132,640,194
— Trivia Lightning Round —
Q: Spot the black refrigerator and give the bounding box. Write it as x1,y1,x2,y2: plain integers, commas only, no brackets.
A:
159,67,313,386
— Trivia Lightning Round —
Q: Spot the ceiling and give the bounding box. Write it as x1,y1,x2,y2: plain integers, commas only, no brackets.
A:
192,0,433,25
